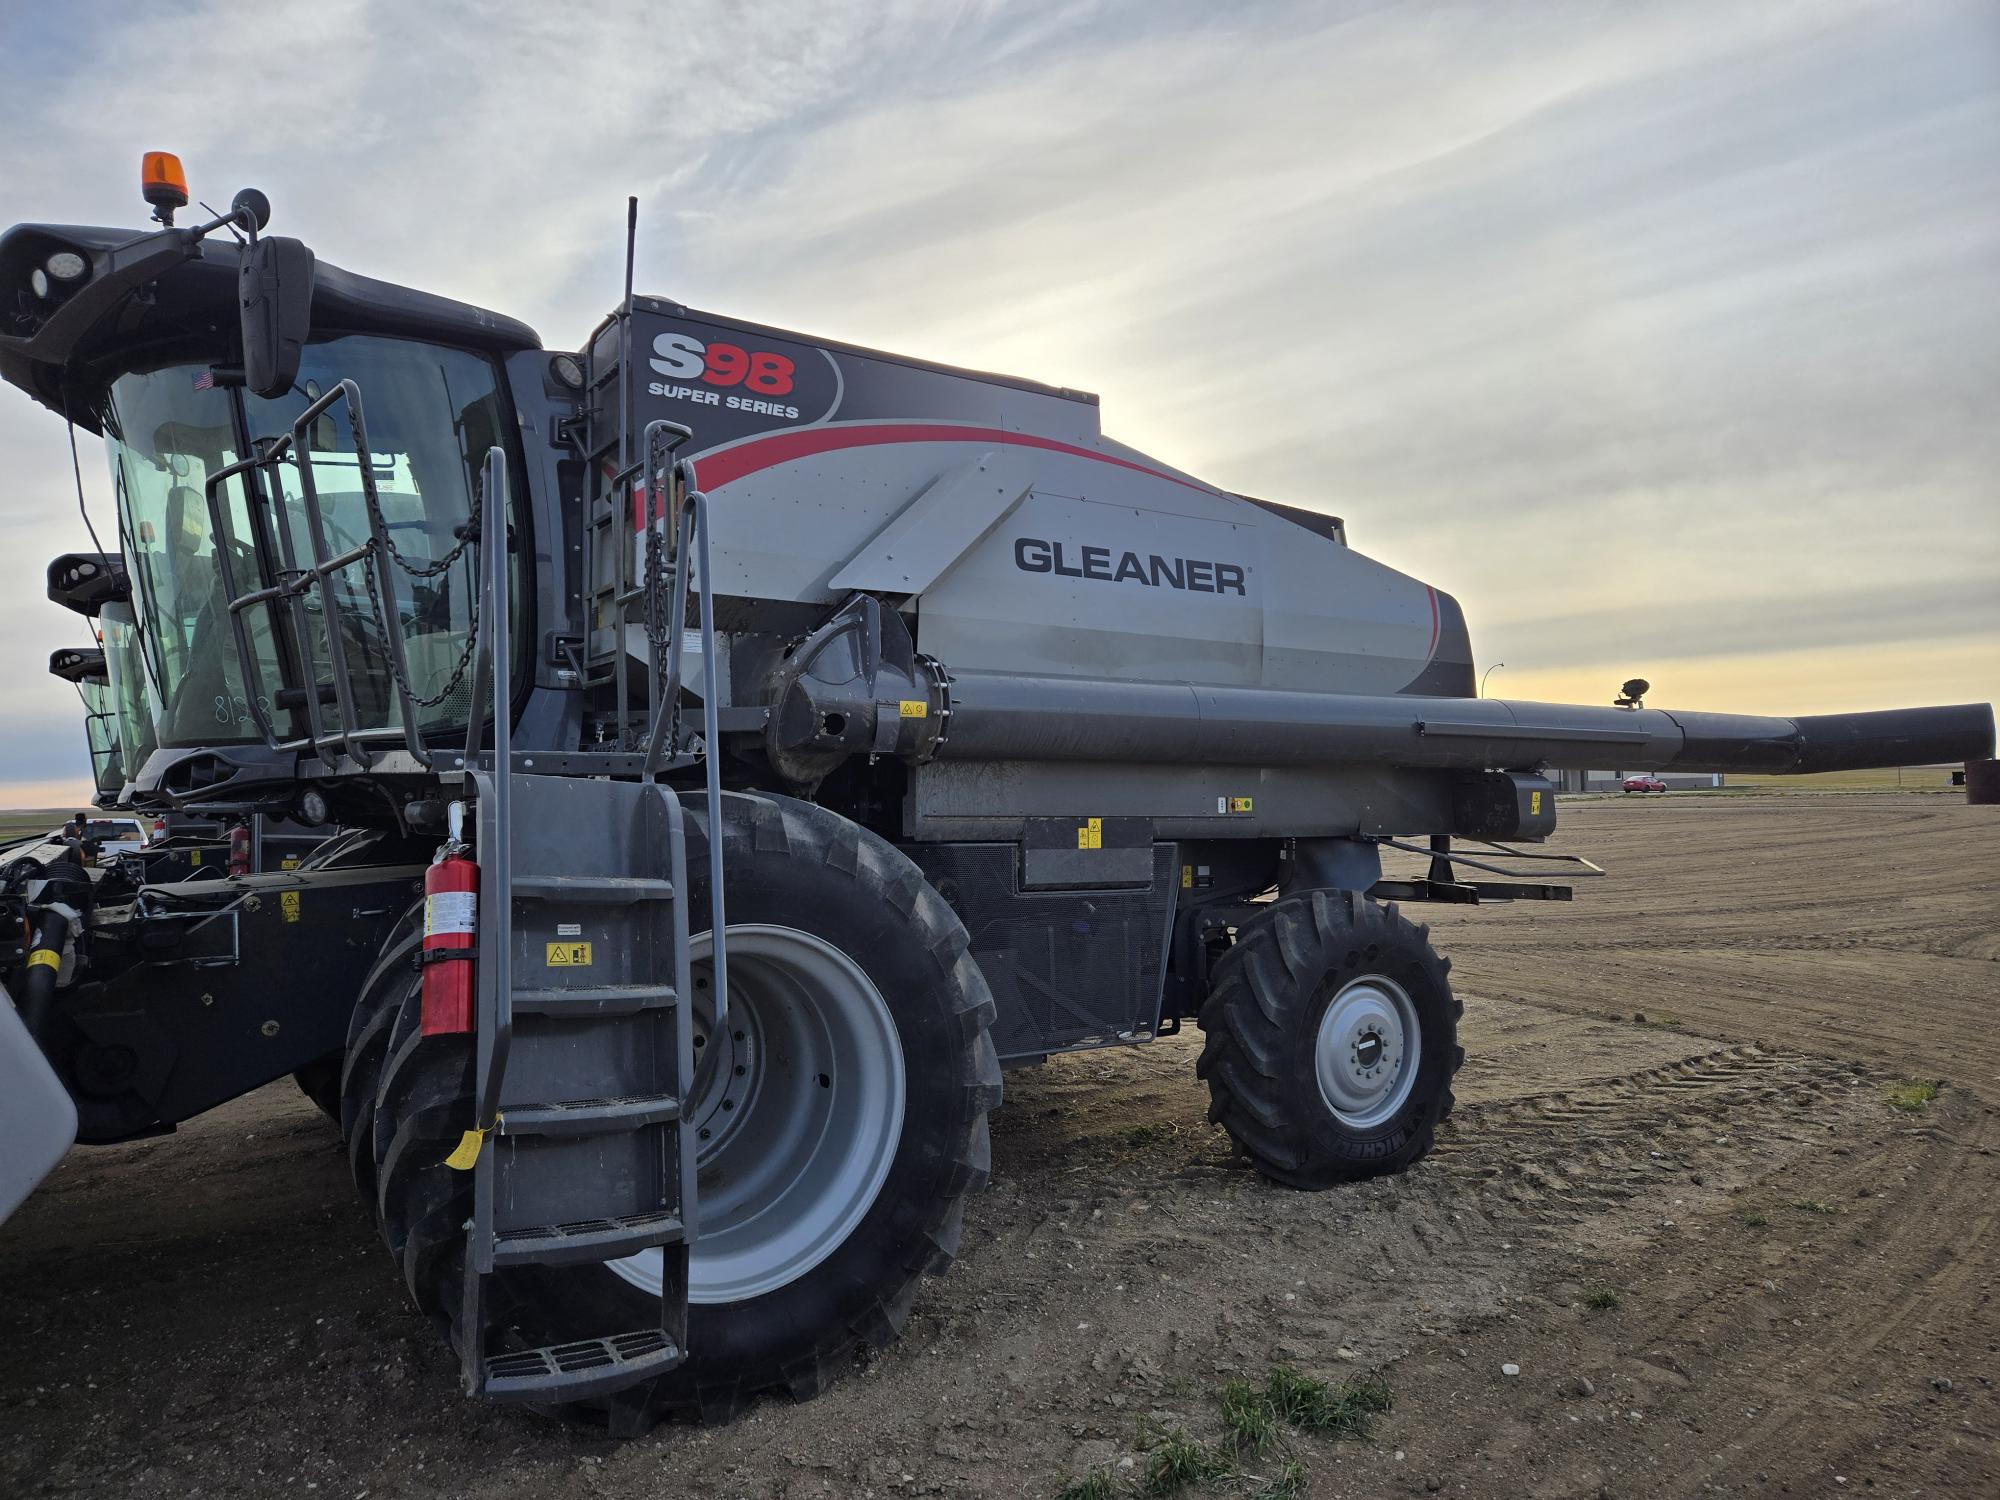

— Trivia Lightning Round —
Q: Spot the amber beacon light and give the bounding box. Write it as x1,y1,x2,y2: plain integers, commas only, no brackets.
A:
141,151,189,225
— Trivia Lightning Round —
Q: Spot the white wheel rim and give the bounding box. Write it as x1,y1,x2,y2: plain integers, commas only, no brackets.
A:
1313,974,1421,1129
604,924,906,1305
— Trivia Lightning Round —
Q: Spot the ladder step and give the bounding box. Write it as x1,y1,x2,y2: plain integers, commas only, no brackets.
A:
510,983,678,1018
501,1093,681,1137
481,1328,684,1403
514,874,675,904
492,1209,686,1267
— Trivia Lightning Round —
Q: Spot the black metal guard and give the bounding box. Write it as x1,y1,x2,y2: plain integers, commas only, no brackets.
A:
203,378,437,769
1369,834,1605,904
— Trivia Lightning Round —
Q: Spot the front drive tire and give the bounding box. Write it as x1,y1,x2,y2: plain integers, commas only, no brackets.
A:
1197,889,1462,1189
370,791,1002,1427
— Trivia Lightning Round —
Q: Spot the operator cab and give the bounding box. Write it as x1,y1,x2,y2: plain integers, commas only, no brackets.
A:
1,157,544,817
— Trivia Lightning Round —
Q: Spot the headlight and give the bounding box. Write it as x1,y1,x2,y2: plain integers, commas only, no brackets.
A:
550,353,586,390
45,251,87,283
29,267,49,300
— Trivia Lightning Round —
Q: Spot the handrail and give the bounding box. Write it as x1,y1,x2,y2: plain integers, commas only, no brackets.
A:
634,434,727,1033
472,445,513,1133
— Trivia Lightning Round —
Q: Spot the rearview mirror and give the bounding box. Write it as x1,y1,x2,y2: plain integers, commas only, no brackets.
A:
239,235,314,399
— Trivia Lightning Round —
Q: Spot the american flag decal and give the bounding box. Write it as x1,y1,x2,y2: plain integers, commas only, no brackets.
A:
192,369,214,390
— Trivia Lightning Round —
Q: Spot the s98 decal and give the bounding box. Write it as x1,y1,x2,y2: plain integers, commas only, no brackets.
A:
651,332,796,395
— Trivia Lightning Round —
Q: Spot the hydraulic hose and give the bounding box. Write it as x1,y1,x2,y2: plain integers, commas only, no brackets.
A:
17,904,74,1041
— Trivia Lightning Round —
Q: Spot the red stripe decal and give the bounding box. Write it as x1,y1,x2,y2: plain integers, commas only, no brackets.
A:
634,423,1213,526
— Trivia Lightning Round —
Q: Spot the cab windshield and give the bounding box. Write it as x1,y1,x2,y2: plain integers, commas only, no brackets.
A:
103,336,513,750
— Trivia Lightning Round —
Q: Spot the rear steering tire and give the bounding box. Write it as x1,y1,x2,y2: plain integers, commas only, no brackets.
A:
368,791,1001,1426
1197,889,1461,1189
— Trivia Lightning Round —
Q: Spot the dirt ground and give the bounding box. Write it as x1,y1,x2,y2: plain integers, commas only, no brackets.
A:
3,793,1995,1498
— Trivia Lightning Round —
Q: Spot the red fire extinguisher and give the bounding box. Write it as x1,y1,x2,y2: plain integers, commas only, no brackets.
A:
227,822,252,877
421,838,478,1036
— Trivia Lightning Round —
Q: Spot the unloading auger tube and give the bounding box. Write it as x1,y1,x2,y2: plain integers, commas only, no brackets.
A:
923,677,1995,776
2,165,1995,1435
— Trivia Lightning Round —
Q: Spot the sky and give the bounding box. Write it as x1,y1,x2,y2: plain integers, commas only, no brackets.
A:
0,0,1994,806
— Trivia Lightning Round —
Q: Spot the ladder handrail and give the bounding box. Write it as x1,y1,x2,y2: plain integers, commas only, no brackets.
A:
472,444,513,1133
636,440,728,1035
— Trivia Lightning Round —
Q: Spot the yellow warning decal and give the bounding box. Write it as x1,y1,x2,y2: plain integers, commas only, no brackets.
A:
281,890,301,923
281,856,301,870
443,1128,486,1170
898,699,928,719
1530,790,1543,814
1076,815,1103,850
547,941,593,967
1180,865,1194,889
1228,796,1254,813
27,948,60,971
188,848,202,865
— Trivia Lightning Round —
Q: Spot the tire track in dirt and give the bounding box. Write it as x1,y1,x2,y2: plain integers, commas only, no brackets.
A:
1671,1099,2000,1491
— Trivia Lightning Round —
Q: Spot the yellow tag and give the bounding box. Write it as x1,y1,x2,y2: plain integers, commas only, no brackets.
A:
27,948,60,971
1076,815,1102,850
547,941,593,967
1229,796,1254,813
281,890,301,923
189,848,202,865
1180,865,1193,889
281,856,300,870
898,699,928,719
1530,790,1543,814
444,1128,486,1170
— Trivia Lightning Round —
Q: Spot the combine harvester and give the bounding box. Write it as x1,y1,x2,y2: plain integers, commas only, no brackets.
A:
1,158,1990,1429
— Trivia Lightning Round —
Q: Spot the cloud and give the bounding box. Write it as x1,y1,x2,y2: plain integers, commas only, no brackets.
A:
0,0,1993,800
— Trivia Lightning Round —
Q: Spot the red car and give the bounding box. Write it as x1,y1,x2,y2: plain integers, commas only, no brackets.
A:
1621,775,1668,793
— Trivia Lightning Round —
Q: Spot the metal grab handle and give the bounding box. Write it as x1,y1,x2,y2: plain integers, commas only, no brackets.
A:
634,443,727,1037
693,483,728,1036
471,445,513,1133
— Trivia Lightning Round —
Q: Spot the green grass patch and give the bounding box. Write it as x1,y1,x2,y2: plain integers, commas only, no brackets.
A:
1886,1079,1941,1113
1583,1288,1621,1310
1740,1208,1769,1228
1218,1379,1280,1455
1082,1369,1394,1498
1261,1367,1391,1440
1057,1470,1119,1500
1243,1458,1309,1500
1139,1424,1235,1494
1788,1197,1840,1216
1122,1122,1174,1147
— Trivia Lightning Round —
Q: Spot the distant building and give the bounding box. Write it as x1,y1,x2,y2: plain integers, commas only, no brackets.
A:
1553,769,1725,792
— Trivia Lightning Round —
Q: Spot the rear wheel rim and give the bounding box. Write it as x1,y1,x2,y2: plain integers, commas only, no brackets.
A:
1313,974,1420,1129
604,924,906,1305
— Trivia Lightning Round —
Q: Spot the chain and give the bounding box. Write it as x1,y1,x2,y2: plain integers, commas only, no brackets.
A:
357,473,486,712
639,451,692,758
360,449,481,581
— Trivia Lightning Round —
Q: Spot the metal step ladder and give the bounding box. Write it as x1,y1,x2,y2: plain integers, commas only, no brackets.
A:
449,437,728,1406
458,769,695,1403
